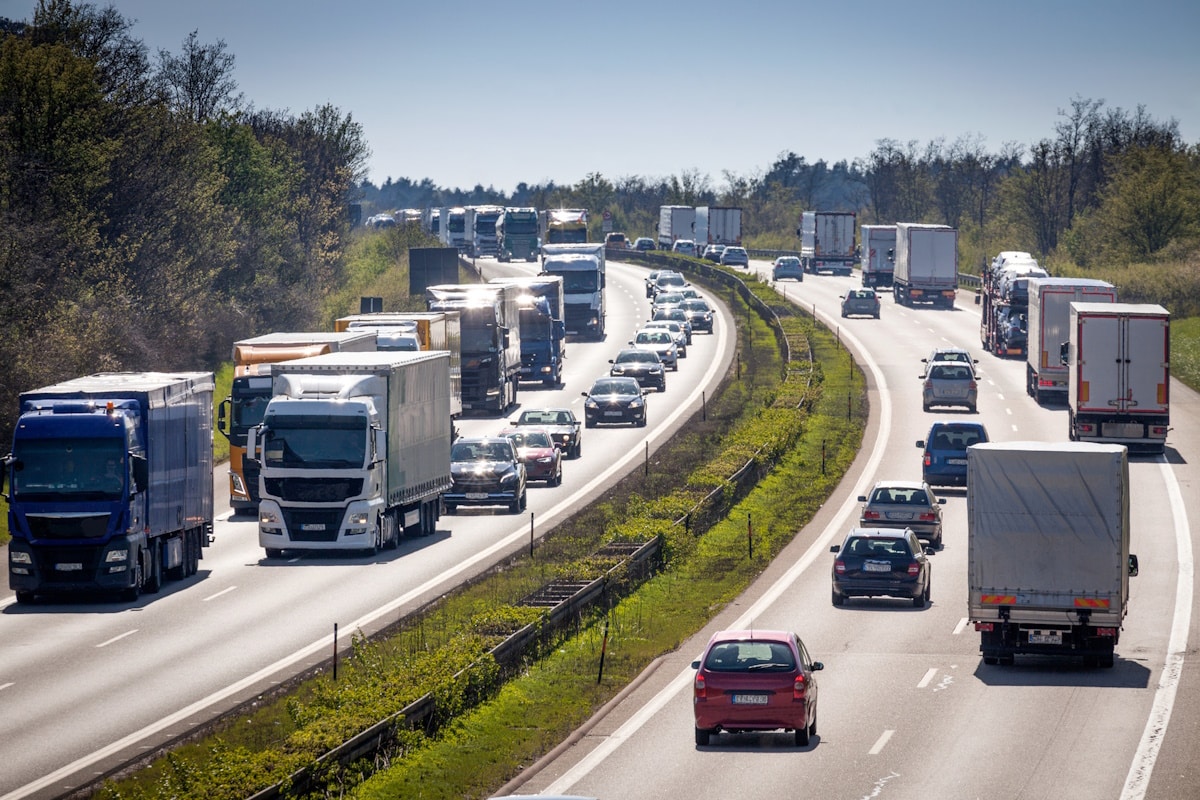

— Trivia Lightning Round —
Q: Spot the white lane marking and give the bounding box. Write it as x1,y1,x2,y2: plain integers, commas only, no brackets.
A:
869,729,895,755
1121,456,1192,799
202,586,237,602
1011,424,1018,432
96,630,138,648
1006,408,1013,415
545,287,894,795
1,263,733,800
0,682,14,691
916,668,937,689
0,597,15,610
953,617,969,635
996,393,1004,400
216,511,233,522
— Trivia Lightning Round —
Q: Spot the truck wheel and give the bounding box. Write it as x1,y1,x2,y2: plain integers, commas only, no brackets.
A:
999,654,1015,666
983,655,999,665
123,560,143,602
145,541,163,593
189,530,201,575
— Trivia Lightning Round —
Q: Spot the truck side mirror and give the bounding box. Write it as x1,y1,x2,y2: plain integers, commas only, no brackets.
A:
1059,341,1070,365
246,428,260,465
217,398,230,436
131,454,148,493
502,329,511,349
1129,554,1139,577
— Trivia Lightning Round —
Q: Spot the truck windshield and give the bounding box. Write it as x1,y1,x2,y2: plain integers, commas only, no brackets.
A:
505,218,537,234
12,438,125,499
519,309,552,339
262,415,367,469
547,271,598,293
232,392,271,432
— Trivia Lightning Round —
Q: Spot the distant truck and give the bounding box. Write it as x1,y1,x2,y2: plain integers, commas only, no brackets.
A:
540,243,606,339
1066,302,1170,454
218,332,377,513
892,222,958,307
426,283,523,414
798,211,856,276
489,275,567,385
968,441,1137,668
977,251,1046,358
5,372,214,602
252,351,452,554
439,206,472,253
658,205,696,250
695,206,742,249
859,224,896,288
335,311,464,420
540,209,589,245
471,204,504,258
1025,277,1116,403
496,207,540,262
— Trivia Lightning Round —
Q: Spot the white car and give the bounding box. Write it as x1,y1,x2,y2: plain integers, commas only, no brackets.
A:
631,328,680,370
671,239,697,256
641,320,688,357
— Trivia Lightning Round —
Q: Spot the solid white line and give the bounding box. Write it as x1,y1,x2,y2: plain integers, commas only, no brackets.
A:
1121,457,1192,799
1,262,734,800
953,617,969,635
916,668,937,689
95,630,138,648
202,586,237,602
869,729,895,755
0,682,14,691
544,288,893,795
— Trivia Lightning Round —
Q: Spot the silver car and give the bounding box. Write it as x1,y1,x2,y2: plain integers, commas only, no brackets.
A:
641,320,688,357
857,480,945,548
720,246,749,268
631,329,679,370
921,362,978,412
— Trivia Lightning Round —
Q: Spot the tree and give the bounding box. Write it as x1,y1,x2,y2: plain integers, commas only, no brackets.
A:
156,30,239,124
1091,145,1200,260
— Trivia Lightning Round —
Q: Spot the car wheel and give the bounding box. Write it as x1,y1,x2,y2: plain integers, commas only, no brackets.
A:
695,727,711,747
831,588,845,607
969,404,977,413
265,548,284,558
14,590,35,604
509,495,522,514
983,655,999,665
444,504,456,515
795,720,811,747
934,532,943,550
913,586,928,608
922,403,931,412
809,708,817,737
659,381,667,392
573,441,582,459
553,465,562,486
585,418,595,429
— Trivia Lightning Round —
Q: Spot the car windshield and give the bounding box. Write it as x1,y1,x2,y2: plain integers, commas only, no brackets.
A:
845,537,912,557
616,350,656,363
519,410,572,426
590,380,638,396
506,430,552,448
681,299,709,311
933,351,970,363
655,309,686,322
779,257,799,266
451,441,512,462
704,641,796,672
636,332,672,345
654,293,683,304
870,487,930,505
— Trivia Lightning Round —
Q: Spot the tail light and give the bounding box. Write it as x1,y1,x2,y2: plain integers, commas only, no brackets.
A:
968,380,978,390
907,562,921,576
793,674,807,700
918,512,937,521
975,622,994,632
923,380,933,389
834,559,846,574
863,510,881,520
694,672,707,700
923,452,932,466
1097,627,1117,638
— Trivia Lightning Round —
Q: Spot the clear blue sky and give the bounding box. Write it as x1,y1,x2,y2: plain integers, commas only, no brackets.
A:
4,0,1198,193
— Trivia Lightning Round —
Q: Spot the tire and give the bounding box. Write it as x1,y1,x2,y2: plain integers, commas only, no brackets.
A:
167,534,186,581
444,503,456,515
983,655,999,665
509,495,521,513
265,547,284,558
659,381,667,392
123,560,143,602
999,654,1015,666
572,440,581,459
552,466,562,487
922,403,931,412
188,530,201,576
832,588,845,607
795,719,811,747
585,418,595,429
913,584,928,608
637,415,647,428
695,727,711,747
14,591,34,604
520,489,527,511
809,709,818,737
968,404,977,414
145,541,163,594
933,532,943,550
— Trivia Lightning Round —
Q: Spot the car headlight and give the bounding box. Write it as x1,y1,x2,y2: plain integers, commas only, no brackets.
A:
629,399,644,409
611,366,625,375
105,549,129,563
536,456,553,464
500,470,520,485
585,398,599,409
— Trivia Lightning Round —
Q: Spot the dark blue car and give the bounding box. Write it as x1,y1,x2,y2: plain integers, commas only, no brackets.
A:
916,421,989,487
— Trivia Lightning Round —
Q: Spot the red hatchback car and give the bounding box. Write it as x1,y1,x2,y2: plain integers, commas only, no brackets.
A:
500,427,563,486
691,629,824,747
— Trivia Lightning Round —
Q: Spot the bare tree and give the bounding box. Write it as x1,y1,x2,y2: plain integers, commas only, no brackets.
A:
157,30,239,124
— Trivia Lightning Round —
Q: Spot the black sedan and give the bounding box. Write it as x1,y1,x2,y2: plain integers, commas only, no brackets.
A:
609,348,667,391
679,298,714,333
507,407,582,458
581,377,649,428
830,527,932,608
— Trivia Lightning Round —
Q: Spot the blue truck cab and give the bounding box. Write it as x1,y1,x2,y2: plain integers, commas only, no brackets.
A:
4,372,214,603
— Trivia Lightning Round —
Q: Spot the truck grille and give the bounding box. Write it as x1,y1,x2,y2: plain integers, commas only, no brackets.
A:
27,514,110,540
34,545,102,583
244,461,262,502
282,509,345,542
263,477,363,503
564,303,591,330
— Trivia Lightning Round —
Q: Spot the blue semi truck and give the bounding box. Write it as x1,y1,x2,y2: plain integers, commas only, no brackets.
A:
4,372,214,603
489,275,566,386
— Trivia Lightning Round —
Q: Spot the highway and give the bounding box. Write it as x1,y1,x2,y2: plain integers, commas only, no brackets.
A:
504,258,1200,800
0,257,737,800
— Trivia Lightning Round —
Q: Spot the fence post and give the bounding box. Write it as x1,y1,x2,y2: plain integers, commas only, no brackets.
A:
333,622,338,681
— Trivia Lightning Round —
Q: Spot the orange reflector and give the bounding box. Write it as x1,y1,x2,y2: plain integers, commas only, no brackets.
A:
1158,384,1166,404
1073,597,1110,608
981,595,1016,605
1079,381,1089,403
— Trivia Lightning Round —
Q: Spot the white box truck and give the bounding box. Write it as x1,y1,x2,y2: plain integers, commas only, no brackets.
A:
657,205,696,249
252,351,453,555
540,243,606,339
798,211,856,276
892,222,957,306
1025,277,1116,403
1066,302,1170,454
968,442,1137,668
859,224,896,288
695,206,742,248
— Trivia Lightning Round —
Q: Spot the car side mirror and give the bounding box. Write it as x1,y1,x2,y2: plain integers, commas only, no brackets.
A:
691,660,701,670
938,498,947,505
829,544,841,553
580,392,589,398
856,495,867,502
916,440,926,448
811,661,824,671
1129,554,1139,577
608,359,615,364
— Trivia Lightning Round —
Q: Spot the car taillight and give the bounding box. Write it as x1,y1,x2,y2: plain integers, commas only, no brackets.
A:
923,380,933,389
694,672,707,700
793,674,807,700
923,452,932,466
834,559,846,574
918,512,937,521
969,380,978,390
907,562,920,576
863,510,881,520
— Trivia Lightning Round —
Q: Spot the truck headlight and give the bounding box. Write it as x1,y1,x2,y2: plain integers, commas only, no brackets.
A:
260,509,280,524
349,512,369,525
105,549,129,563
230,473,246,494
10,551,32,565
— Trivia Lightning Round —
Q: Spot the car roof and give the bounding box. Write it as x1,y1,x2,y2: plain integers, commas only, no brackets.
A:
846,527,910,539
871,479,928,490
706,628,793,645
927,420,987,432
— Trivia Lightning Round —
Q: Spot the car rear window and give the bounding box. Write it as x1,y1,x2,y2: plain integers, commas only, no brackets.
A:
845,536,912,557
930,364,970,380
704,641,796,672
871,487,929,505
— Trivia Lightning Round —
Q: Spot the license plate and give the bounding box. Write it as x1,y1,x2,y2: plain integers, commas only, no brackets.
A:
886,512,913,520
299,523,326,531
732,694,768,705
864,561,892,572
466,493,488,500
1029,630,1063,645
948,458,968,465
55,562,83,572
604,411,624,417
1102,422,1144,438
